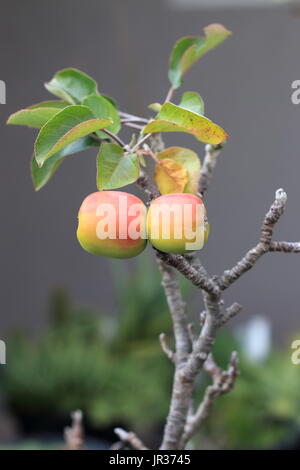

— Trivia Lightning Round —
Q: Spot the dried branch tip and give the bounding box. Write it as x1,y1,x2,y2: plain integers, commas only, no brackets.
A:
275,188,287,204
159,333,175,362
114,427,148,450
64,409,84,450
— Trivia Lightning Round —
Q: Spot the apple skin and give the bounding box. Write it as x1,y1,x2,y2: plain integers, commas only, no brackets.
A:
204,221,210,245
147,193,206,254
77,191,147,258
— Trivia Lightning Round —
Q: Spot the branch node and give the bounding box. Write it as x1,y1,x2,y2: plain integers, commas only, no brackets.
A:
219,189,290,290
222,302,242,324
198,142,225,195
195,352,208,362
199,311,206,327
114,428,148,450
187,323,197,347
159,333,175,362
179,351,239,448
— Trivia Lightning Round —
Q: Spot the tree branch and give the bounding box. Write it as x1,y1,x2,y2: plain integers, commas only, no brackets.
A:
155,251,220,297
182,292,222,383
133,126,299,451
64,410,85,450
180,352,239,448
159,332,175,362
165,86,175,103
269,241,300,253
199,142,225,195
222,302,243,324
157,257,193,450
119,110,148,123
101,129,128,149
156,257,190,363
218,189,288,290
136,169,159,200
122,121,144,130
132,133,152,152
114,428,148,450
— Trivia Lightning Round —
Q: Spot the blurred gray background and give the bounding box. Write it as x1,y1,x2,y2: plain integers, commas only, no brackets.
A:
0,0,299,343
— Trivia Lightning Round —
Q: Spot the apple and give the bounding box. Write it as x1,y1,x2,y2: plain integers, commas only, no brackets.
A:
147,193,206,254
77,191,147,258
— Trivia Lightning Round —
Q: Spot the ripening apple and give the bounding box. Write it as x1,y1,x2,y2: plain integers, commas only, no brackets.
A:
77,191,147,258
147,193,206,254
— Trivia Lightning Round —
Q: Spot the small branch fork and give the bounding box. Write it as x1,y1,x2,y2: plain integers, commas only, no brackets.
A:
156,188,299,297
217,189,297,290
180,352,239,448
114,428,148,450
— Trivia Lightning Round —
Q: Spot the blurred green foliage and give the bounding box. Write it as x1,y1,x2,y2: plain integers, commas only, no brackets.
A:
0,440,60,450
203,351,300,450
1,254,300,449
1,255,176,429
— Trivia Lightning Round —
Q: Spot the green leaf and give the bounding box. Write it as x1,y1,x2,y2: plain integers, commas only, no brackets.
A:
138,153,146,167
157,147,201,194
45,68,98,104
7,107,62,128
29,100,69,109
97,143,140,190
83,94,121,134
142,102,228,145
148,102,162,113
179,92,204,115
102,94,118,108
34,105,112,167
31,136,98,191
169,24,231,89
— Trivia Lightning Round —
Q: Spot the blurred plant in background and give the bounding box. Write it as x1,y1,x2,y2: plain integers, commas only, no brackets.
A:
0,255,175,436
196,348,300,449
1,255,300,449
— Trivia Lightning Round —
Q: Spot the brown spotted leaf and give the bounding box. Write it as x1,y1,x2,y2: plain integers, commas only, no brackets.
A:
142,102,228,145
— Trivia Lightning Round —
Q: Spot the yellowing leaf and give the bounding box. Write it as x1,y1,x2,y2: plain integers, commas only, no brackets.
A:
142,102,228,145
157,147,201,194
179,92,204,115
155,158,188,194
